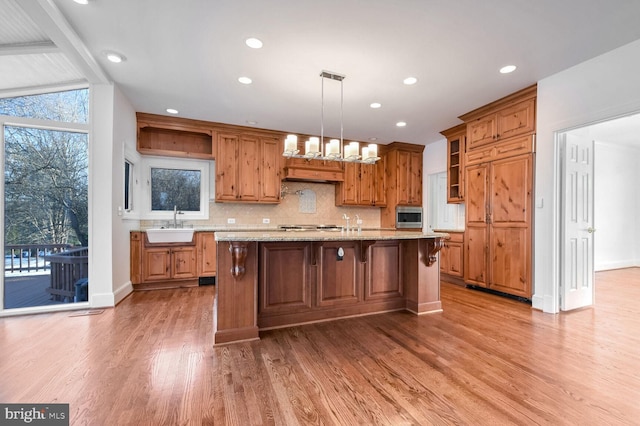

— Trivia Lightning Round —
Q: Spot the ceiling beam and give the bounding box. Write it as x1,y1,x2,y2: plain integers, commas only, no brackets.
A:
16,0,109,84
0,41,58,56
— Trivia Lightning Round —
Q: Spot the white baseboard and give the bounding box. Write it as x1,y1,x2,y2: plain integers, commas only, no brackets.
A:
113,281,134,305
595,259,640,271
90,281,133,308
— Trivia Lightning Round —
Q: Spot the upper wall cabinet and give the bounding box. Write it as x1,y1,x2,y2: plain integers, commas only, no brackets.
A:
440,123,466,203
380,142,424,228
136,113,214,160
215,132,282,203
335,156,386,207
459,86,536,152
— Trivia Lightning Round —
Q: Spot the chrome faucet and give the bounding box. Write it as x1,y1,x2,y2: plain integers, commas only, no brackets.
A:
342,213,350,233
355,214,361,233
173,205,184,228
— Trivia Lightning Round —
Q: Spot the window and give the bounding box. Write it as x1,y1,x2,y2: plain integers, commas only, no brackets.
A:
124,160,134,212
0,89,88,123
142,157,209,221
150,167,201,211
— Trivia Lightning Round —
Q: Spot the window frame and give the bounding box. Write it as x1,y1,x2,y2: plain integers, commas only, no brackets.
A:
141,156,210,222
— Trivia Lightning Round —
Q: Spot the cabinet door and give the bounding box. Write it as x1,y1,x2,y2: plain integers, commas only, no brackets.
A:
130,232,142,284
172,246,197,279
237,135,260,201
340,162,359,205
364,241,402,300
373,155,387,206
317,241,360,307
396,150,411,205
467,114,497,150
447,133,465,203
409,151,422,204
439,244,449,273
488,154,532,297
496,99,535,141
464,163,489,287
215,133,240,201
259,136,281,202
197,232,216,277
142,248,171,281
447,242,463,277
359,163,375,206
259,242,312,315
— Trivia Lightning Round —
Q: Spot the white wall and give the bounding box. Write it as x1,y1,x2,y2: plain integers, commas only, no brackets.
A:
111,85,138,303
535,38,640,312
91,83,137,307
593,142,640,270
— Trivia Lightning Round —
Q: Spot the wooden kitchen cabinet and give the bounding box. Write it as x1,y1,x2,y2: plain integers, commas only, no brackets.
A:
130,231,203,289
381,142,424,228
258,242,312,316
459,84,536,300
335,156,386,207
461,86,536,151
364,240,403,300
440,124,466,203
464,153,533,298
215,132,281,203
197,232,216,277
142,245,197,282
439,231,464,278
136,112,214,160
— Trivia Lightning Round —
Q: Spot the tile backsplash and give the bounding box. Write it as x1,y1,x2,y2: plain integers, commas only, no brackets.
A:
142,181,381,229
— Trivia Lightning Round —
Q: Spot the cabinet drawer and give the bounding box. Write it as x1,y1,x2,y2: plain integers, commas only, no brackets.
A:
447,232,464,243
465,134,534,166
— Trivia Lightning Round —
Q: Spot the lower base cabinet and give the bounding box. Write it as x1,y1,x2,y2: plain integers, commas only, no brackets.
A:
257,240,405,328
130,231,216,289
439,231,464,278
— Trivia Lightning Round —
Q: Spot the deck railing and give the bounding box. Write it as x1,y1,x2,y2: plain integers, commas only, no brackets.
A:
4,244,72,273
45,247,88,302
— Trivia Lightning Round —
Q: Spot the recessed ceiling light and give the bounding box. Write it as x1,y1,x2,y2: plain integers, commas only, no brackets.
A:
370,102,382,109
403,77,417,85
369,137,378,141
245,38,263,49
246,120,258,125
238,76,252,84
396,121,407,127
104,51,125,63
166,108,178,114
73,0,89,4
500,65,517,74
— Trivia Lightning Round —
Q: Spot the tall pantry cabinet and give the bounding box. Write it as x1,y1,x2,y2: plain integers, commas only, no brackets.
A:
459,85,536,299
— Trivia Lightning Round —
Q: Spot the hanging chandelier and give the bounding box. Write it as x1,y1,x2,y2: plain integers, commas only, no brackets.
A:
282,70,380,163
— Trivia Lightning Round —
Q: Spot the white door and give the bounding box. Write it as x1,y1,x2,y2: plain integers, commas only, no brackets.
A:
560,133,595,310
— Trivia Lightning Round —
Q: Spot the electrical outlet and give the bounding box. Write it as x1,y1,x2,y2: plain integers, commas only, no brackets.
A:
262,218,270,224
227,218,236,224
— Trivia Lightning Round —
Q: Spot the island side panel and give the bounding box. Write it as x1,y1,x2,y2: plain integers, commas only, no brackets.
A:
402,239,442,314
214,241,259,345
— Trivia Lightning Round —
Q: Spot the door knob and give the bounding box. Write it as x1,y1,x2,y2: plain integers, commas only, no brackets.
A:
587,227,596,233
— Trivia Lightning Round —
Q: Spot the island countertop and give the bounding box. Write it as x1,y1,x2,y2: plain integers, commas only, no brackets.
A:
214,229,448,242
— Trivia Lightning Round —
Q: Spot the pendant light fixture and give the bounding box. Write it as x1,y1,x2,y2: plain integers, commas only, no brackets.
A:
283,70,379,163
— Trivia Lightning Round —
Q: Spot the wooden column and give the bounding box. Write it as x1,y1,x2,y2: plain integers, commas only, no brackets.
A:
214,241,259,345
402,237,444,315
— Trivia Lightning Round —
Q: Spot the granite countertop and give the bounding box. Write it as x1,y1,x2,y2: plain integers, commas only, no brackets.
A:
214,229,448,242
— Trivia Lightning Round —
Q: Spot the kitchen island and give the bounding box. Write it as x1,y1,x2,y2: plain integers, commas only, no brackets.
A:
213,230,446,345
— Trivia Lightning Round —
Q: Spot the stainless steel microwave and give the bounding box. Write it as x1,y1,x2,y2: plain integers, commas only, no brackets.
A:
396,206,423,229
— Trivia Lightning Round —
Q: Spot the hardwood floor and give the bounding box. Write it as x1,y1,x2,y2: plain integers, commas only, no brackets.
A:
1,269,639,425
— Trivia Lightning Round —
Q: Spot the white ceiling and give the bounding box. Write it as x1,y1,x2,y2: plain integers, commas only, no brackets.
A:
3,0,640,146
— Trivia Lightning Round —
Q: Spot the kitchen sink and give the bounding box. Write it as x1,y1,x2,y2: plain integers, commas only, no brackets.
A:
146,228,195,243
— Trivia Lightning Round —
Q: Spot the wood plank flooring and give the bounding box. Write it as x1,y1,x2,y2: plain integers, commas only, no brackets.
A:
1,269,639,425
